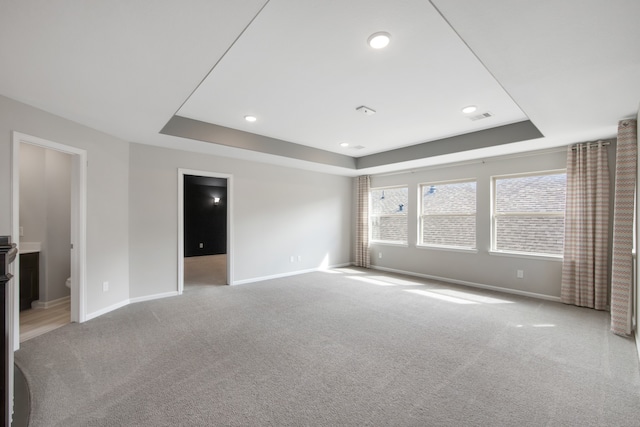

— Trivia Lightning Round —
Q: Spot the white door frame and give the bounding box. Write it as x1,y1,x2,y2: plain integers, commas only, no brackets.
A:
11,131,88,350
177,169,234,293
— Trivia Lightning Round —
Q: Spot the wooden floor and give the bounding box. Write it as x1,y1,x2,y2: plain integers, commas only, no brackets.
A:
184,254,227,288
20,299,71,343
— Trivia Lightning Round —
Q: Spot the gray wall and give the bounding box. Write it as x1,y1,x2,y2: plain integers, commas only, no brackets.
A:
129,143,353,297
44,148,72,301
1,94,352,318
0,94,130,316
367,147,616,299
19,144,72,302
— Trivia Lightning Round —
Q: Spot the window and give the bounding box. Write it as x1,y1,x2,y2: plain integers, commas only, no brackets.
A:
370,186,408,244
493,172,566,256
419,180,476,249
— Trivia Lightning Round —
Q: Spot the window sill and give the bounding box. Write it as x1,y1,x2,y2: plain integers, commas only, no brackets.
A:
489,250,562,262
416,244,478,254
370,241,409,248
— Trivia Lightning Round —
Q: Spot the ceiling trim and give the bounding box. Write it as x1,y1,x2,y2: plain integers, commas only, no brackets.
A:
162,115,543,171
356,120,543,169
161,115,356,169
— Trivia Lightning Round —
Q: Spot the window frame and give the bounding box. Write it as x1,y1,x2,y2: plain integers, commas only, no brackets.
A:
491,169,567,259
417,178,477,251
369,185,409,246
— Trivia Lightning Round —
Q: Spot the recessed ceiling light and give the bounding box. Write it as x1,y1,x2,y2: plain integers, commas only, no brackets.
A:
462,105,477,114
244,115,257,122
340,142,350,147
368,32,391,49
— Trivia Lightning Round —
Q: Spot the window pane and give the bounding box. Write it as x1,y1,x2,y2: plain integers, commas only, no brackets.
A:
422,182,476,214
372,216,408,243
422,216,476,248
493,172,566,256
495,216,564,255
495,174,566,213
420,181,476,249
371,187,408,215
371,187,408,243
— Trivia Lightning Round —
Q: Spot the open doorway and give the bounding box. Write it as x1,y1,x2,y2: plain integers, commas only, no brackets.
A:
11,132,87,348
177,169,233,293
17,142,72,342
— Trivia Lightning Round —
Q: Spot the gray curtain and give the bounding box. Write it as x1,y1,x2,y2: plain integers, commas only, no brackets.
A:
561,141,610,310
610,119,637,336
355,176,370,268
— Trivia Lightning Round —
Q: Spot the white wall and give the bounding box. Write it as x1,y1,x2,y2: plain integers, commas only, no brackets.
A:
0,95,130,317
19,144,72,302
368,147,616,300
129,143,353,298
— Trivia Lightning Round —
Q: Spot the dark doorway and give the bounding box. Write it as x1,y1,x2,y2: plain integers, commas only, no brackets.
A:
183,175,227,287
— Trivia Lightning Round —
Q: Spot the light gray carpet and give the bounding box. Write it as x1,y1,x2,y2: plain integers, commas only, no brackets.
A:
15,268,640,426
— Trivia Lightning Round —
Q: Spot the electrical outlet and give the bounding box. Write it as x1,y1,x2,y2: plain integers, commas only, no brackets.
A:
290,256,295,263
516,270,524,279
297,255,302,262
103,281,109,292
19,226,24,237
378,252,382,259
199,243,204,248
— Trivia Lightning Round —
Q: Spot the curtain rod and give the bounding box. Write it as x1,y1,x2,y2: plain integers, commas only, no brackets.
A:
571,141,611,150
372,146,567,177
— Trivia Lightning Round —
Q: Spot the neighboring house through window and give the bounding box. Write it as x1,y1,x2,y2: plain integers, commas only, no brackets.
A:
370,186,408,244
492,171,567,256
419,180,477,249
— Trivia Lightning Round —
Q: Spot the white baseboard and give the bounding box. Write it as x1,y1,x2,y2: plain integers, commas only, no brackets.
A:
370,265,563,303
86,299,130,321
85,291,180,321
31,295,70,309
232,263,352,286
129,291,179,304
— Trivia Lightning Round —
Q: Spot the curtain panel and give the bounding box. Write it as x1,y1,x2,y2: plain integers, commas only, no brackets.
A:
610,119,638,336
561,141,610,310
355,175,371,268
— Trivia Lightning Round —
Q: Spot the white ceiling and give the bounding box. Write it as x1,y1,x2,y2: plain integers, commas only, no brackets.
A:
0,0,638,176
177,0,527,157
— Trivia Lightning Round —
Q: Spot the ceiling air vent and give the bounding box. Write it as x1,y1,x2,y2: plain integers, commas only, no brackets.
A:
356,105,376,116
469,112,493,121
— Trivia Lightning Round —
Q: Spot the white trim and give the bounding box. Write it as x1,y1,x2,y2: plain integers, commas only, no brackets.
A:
416,244,478,254
370,265,562,303
233,263,352,286
11,132,88,340
177,172,184,293
489,250,563,262
31,295,70,309
491,168,567,181
129,291,179,304
85,291,181,321
177,169,234,291
369,241,409,247
85,299,130,321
